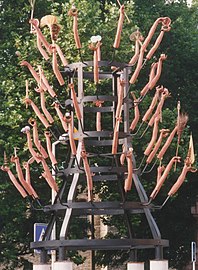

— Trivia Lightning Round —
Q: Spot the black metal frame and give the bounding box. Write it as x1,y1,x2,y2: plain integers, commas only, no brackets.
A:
30,61,168,263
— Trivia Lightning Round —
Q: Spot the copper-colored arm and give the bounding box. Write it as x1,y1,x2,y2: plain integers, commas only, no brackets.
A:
140,63,158,97
68,7,82,49
157,165,165,183
11,155,38,198
150,156,181,200
146,31,165,60
112,119,121,154
24,129,42,163
73,15,82,49
95,100,104,132
168,165,197,196
141,17,164,51
23,159,39,198
157,125,178,160
41,159,59,192
55,44,68,66
65,115,77,156
97,41,102,61
23,161,31,185
53,102,68,132
94,48,99,84
146,17,171,59
28,118,48,158
30,19,52,54
146,129,169,164
1,165,28,198
20,61,47,91
44,131,58,166
36,33,50,60
41,72,57,98
69,83,82,120
142,86,163,122
51,45,65,86
24,98,50,129
39,90,54,124
143,17,171,53
129,18,162,84
129,39,140,65
144,116,160,156
129,49,144,84
115,77,124,119
130,92,140,131
124,149,133,192
120,144,126,165
113,5,125,49
148,54,167,90
89,43,100,84
148,88,170,127
96,110,101,131
81,148,93,201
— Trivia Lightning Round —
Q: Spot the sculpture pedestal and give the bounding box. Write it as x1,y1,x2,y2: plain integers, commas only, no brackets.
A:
127,262,144,270
54,261,73,270
150,260,168,270
33,264,51,270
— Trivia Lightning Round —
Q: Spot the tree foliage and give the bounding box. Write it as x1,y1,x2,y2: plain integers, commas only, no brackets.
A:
0,0,197,269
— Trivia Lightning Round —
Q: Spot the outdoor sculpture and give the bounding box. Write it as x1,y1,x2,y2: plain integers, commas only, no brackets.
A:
1,1,197,268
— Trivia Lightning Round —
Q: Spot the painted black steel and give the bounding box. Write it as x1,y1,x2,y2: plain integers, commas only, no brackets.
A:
31,60,168,262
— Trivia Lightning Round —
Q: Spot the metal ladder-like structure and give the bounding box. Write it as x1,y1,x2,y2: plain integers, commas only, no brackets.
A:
30,60,169,263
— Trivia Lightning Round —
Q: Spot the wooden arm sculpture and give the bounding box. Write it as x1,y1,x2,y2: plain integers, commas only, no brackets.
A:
124,148,134,192
112,75,125,154
146,129,170,164
24,95,50,129
157,165,165,183
89,36,102,84
37,65,57,98
40,158,59,192
168,160,197,197
144,115,160,157
28,118,48,159
81,142,93,201
120,144,127,165
35,87,54,124
129,30,144,66
23,157,35,187
95,100,104,131
148,88,170,127
21,126,42,163
21,61,47,91
65,113,77,156
140,62,158,97
1,163,28,198
129,17,171,84
142,86,164,123
68,82,82,120
68,5,82,49
113,4,125,49
129,92,140,131
157,113,188,160
51,44,65,86
148,54,167,90
29,18,52,59
149,156,181,201
53,101,68,132
44,131,58,167
10,150,39,199
168,133,196,197
145,17,171,61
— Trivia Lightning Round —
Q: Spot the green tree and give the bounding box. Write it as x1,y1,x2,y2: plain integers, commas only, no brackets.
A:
0,0,197,269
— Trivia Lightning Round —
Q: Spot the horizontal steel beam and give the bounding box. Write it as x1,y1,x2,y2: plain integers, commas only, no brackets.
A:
31,238,169,251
